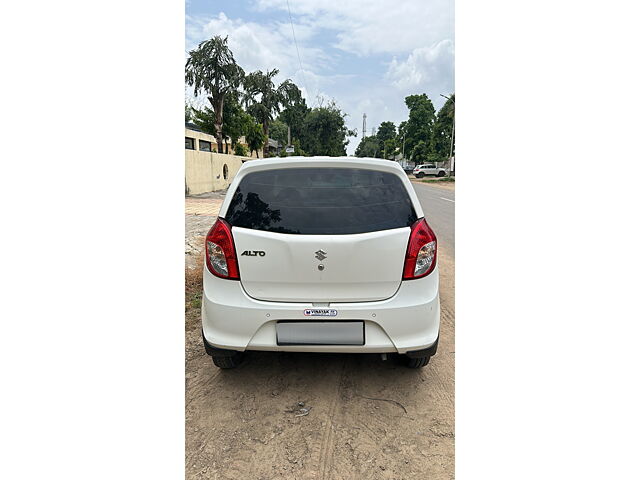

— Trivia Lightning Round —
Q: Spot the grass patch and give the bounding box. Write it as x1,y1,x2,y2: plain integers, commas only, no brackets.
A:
422,177,455,183
185,254,204,330
190,295,202,310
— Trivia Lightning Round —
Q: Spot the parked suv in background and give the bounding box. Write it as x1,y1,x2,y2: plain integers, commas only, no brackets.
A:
202,157,440,369
413,164,447,178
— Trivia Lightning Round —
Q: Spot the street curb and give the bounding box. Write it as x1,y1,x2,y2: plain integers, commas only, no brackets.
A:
409,179,455,190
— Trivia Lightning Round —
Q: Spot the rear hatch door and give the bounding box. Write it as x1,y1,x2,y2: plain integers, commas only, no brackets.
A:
225,166,418,303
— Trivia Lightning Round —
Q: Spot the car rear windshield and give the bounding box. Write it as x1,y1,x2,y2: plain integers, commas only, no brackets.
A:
224,167,417,235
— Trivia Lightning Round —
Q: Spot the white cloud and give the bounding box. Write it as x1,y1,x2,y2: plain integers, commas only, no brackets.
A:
386,40,454,91
252,0,453,56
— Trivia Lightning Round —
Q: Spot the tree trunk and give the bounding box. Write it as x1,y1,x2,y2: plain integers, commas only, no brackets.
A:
211,96,225,154
262,120,269,158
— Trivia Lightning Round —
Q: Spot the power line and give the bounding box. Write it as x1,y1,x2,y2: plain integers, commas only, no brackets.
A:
285,0,313,105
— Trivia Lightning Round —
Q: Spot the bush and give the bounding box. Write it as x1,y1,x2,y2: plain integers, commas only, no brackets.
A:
233,143,248,156
422,177,455,183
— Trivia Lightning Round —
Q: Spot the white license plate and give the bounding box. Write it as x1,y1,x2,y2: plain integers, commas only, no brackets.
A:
276,321,364,345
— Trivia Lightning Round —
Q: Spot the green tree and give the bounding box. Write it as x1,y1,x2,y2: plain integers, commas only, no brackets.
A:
375,121,397,159
246,122,266,158
354,136,380,158
185,36,245,153
191,107,217,136
377,121,396,144
279,98,310,144
243,68,302,157
222,94,254,153
291,138,306,156
192,94,256,154
404,94,436,165
383,138,398,160
268,119,289,150
412,140,430,164
299,102,355,156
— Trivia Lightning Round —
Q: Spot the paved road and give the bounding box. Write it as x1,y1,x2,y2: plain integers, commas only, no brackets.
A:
411,182,455,258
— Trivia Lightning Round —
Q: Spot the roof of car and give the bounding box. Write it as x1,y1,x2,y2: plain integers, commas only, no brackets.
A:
241,156,405,172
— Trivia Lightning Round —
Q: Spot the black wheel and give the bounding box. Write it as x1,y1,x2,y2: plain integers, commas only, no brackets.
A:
416,172,424,178
212,352,243,369
437,171,446,177
405,355,430,368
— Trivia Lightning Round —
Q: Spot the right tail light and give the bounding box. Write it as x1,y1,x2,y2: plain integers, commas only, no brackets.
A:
403,218,437,279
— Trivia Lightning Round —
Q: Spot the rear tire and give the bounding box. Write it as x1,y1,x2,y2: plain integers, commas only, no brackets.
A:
437,171,445,177
405,355,430,368
416,172,424,178
212,352,243,369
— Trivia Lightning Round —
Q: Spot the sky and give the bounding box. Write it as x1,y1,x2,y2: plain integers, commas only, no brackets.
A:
185,0,454,155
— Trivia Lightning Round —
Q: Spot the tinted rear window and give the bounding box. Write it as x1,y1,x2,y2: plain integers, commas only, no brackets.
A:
225,167,417,234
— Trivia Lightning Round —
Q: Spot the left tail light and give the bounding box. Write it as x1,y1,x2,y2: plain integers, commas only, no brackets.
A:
205,218,240,280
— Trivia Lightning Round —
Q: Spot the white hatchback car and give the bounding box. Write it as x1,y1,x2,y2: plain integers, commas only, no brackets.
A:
202,157,440,369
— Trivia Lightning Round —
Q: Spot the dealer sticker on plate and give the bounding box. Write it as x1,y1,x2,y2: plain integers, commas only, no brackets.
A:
304,308,338,317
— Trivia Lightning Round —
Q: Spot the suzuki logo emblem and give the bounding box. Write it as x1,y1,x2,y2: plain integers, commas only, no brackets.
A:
315,249,327,261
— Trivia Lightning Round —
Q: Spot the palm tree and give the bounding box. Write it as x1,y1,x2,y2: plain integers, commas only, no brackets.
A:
243,69,301,157
185,36,244,153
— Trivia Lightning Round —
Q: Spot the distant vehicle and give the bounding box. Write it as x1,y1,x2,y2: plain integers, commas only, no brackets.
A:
413,164,447,178
201,156,440,369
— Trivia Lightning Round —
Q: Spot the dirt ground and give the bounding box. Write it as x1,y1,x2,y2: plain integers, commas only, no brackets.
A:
185,192,455,479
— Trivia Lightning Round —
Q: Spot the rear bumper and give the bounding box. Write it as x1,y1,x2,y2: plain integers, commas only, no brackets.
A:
201,264,440,354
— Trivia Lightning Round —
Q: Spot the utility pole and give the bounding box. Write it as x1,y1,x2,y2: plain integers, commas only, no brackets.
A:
440,94,455,176
449,120,455,176
362,113,367,139
402,133,406,163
